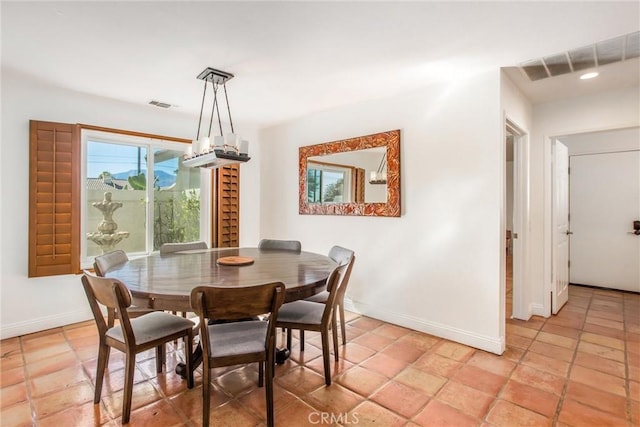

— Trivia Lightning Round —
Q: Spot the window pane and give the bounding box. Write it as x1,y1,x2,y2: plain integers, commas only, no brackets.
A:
153,148,201,250
321,171,345,203
86,141,147,256
307,169,321,203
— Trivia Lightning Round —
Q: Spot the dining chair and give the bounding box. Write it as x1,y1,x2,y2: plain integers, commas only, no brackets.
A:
276,262,350,386
190,282,285,427
159,240,208,255
304,246,355,346
93,249,129,276
81,272,195,424
93,250,155,327
258,238,302,253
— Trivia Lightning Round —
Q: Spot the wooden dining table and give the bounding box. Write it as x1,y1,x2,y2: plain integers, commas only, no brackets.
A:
104,247,337,376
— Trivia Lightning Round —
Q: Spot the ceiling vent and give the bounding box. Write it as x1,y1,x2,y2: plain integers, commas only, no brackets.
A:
520,31,639,81
148,100,172,109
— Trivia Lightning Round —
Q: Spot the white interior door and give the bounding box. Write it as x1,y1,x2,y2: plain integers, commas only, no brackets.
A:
569,150,640,292
552,141,570,314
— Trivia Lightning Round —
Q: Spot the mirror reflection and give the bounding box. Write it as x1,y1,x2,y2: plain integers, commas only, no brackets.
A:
307,147,387,204
298,129,401,217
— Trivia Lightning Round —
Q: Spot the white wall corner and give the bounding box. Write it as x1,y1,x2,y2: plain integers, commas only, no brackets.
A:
344,298,504,355
1,309,94,340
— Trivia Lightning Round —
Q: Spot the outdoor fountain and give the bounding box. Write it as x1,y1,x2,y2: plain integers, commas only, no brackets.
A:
86,191,130,253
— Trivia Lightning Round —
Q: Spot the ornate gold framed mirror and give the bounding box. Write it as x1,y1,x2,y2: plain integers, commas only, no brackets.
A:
299,130,400,216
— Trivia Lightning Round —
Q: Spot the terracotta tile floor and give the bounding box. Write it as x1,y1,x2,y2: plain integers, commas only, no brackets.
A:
1,285,638,426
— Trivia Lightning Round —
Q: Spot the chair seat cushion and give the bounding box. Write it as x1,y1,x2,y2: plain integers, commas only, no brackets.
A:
304,290,329,304
208,320,267,357
276,300,325,325
106,311,194,345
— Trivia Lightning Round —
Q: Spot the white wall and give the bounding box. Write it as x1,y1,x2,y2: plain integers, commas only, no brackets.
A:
529,86,640,316
559,127,640,155
0,69,262,338
260,70,505,354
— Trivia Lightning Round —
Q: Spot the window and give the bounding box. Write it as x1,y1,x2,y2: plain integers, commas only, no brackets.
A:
307,161,352,203
81,130,208,266
29,120,240,277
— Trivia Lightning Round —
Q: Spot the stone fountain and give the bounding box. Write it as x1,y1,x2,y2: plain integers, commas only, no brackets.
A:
87,191,130,253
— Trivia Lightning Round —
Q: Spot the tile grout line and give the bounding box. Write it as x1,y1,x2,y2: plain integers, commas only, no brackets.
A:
18,335,39,427
622,294,632,426
490,312,551,425
549,289,591,426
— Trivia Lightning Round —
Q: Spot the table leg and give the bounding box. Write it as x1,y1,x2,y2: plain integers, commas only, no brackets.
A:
275,347,290,364
176,343,202,379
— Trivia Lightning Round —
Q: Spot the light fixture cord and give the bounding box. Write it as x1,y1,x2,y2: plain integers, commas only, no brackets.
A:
377,152,387,174
214,82,223,136
223,83,234,133
207,81,218,138
196,78,208,140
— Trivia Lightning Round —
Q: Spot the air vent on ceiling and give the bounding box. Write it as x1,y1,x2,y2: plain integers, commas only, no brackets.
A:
520,31,639,81
148,100,172,109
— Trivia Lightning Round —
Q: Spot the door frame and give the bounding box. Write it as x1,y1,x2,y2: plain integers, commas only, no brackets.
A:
505,119,530,321
542,123,638,317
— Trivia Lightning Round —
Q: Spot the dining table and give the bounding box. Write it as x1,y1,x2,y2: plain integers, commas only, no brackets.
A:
104,246,337,377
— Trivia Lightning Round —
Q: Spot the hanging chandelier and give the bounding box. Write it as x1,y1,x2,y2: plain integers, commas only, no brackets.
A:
183,67,251,169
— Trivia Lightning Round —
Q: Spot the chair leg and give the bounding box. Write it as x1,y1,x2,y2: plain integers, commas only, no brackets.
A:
286,328,292,349
320,330,331,386
331,314,339,362
185,333,194,389
339,303,347,345
156,344,165,374
94,342,109,403
300,330,305,351
122,353,136,424
202,362,211,427
258,361,264,387
265,352,275,427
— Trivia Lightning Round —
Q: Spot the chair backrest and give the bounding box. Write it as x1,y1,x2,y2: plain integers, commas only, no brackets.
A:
160,241,208,255
93,250,128,277
190,282,286,352
320,262,351,323
328,245,354,267
258,239,302,252
334,255,355,302
81,271,134,336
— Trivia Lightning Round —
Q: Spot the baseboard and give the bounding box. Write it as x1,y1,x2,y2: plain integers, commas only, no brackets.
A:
343,298,504,355
1,309,94,340
531,302,547,318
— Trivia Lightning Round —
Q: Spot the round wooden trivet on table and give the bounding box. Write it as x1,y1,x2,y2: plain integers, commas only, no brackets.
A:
216,256,255,266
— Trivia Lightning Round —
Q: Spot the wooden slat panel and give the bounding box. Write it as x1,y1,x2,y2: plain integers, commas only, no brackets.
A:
36,244,72,256
35,264,72,277
29,120,80,277
214,164,240,248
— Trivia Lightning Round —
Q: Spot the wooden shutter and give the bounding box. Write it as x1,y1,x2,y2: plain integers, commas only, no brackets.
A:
214,164,240,247
29,120,80,277
354,168,365,203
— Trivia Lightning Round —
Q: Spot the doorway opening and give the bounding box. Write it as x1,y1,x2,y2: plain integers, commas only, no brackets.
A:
505,119,529,321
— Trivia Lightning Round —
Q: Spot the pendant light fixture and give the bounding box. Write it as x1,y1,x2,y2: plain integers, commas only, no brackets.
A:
183,67,250,169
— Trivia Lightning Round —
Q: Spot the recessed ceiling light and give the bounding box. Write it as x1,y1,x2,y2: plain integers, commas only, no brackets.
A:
580,72,599,80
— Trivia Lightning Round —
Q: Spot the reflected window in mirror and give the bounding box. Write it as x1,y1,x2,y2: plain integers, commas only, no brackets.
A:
299,130,400,217
307,161,353,203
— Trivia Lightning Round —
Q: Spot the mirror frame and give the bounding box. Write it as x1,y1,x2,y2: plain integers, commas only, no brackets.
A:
299,129,401,216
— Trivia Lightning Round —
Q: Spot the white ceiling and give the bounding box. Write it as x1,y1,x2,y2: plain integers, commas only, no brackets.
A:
2,1,639,129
